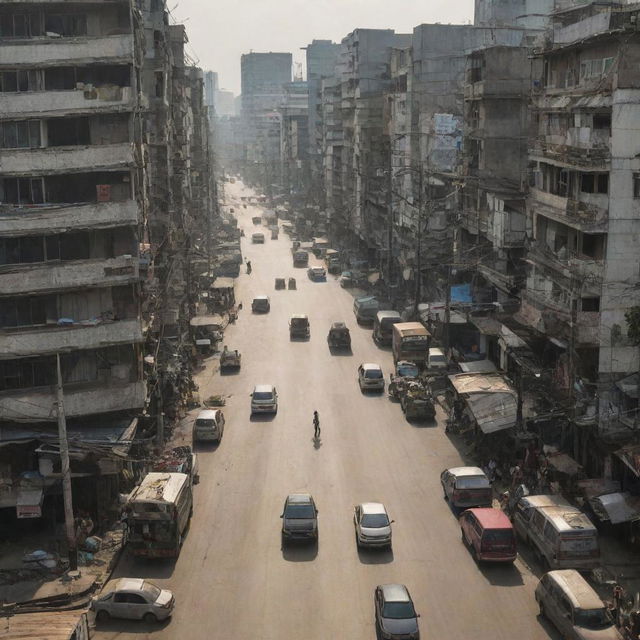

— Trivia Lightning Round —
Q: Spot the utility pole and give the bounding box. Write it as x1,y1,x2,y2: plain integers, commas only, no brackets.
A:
387,162,393,303
55,353,77,571
444,263,452,359
413,166,423,317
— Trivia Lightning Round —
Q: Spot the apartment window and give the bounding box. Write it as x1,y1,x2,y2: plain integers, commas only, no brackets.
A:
1,177,45,204
0,13,43,38
45,67,77,91
150,0,162,11
47,117,90,147
155,71,164,98
0,295,55,328
0,356,56,391
593,113,611,130
0,236,44,265
44,14,87,37
633,173,640,198
581,172,608,194
581,297,600,312
0,69,38,93
581,233,606,260
580,57,614,81
0,120,41,149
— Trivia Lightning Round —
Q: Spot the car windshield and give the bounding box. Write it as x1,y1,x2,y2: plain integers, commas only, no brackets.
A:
141,582,161,601
430,354,446,363
574,608,612,629
397,364,419,377
253,391,274,400
365,369,383,379
285,504,315,519
362,513,389,528
382,601,416,619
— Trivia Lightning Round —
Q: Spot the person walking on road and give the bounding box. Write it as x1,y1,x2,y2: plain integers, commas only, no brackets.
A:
313,410,320,439
246,260,252,275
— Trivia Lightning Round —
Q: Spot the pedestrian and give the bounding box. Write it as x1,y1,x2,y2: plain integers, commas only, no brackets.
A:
246,260,252,274
313,410,320,439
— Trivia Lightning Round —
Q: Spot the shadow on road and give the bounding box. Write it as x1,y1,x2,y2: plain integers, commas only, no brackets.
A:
313,436,322,450
93,615,173,634
479,562,524,586
328,347,353,357
536,613,563,639
405,417,438,429
249,413,277,423
357,546,394,565
219,368,241,376
281,543,318,562
112,556,177,580
193,440,221,453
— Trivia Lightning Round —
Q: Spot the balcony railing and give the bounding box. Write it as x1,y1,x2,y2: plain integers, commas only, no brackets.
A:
530,188,608,231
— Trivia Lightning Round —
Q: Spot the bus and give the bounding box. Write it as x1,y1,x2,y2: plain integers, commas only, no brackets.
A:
392,322,431,365
126,472,192,558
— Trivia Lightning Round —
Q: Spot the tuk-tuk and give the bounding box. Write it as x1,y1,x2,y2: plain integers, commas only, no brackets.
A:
288,277,296,290
275,278,286,290
327,322,351,350
292,240,301,252
325,249,341,274
271,228,279,240
252,216,261,225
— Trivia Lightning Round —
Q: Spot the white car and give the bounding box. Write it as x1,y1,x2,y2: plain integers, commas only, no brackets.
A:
354,502,393,550
358,363,385,392
92,578,174,624
251,384,278,414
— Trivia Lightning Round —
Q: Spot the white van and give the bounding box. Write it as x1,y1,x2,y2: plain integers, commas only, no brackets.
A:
193,409,225,443
517,499,599,570
536,570,621,639
427,347,448,371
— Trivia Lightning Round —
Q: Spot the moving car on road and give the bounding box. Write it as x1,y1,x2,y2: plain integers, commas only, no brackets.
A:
193,408,225,443
307,266,327,282
358,363,385,392
92,578,175,624
280,493,318,545
440,467,492,509
252,296,270,312
250,384,278,414
251,232,265,243
289,314,310,339
374,584,420,640
327,322,351,350
354,502,393,550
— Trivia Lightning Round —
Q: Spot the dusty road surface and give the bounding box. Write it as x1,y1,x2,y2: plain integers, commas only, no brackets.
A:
94,181,558,640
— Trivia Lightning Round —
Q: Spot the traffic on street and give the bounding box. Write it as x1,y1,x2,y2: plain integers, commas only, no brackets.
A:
92,180,562,640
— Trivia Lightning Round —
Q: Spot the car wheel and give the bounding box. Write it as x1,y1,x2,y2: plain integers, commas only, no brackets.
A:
442,483,448,500
143,612,158,624
96,610,110,624
538,601,545,618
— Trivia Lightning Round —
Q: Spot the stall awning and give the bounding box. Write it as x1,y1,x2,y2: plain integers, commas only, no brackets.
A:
211,277,235,289
449,373,518,434
545,451,582,476
589,492,640,525
190,314,224,328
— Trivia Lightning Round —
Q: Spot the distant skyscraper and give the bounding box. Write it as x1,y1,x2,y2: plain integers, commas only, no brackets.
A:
204,70,218,108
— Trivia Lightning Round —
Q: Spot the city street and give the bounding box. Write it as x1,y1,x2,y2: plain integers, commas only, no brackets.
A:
95,180,558,640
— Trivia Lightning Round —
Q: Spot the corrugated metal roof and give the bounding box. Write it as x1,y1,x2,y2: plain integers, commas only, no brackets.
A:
1,610,88,640
590,492,640,525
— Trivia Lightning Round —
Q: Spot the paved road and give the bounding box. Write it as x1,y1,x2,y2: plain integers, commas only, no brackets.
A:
95,181,558,639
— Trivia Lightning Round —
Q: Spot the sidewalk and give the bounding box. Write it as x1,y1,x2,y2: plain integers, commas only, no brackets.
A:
0,527,123,608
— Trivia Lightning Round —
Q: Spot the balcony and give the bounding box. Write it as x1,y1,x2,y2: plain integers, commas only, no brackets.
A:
0,380,146,423
0,200,139,236
464,78,527,100
0,143,135,176
2,34,134,67
0,318,143,360
530,188,608,232
0,255,139,296
530,129,610,169
528,241,604,285
0,86,136,118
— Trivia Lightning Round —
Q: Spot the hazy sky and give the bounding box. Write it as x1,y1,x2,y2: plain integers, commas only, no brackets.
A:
172,0,475,95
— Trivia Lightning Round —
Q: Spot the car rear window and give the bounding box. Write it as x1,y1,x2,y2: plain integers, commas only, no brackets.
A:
365,369,383,379
253,391,273,400
456,475,490,489
141,582,161,601
195,419,215,427
483,529,514,545
285,504,315,518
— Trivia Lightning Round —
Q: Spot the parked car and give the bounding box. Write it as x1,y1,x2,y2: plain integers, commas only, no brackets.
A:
250,384,278,414
536,570,621,640
459,508,516,563
440,467,492,509
251,232,265,243
252,296,270,312
289,314,310,339
280,493,318,545
192,408,225,443
427,347,448,372
354,502,393,550
307,266,327,282
374,584,420,640
395,360,420,379
92,578,175,624
358,363,385,392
